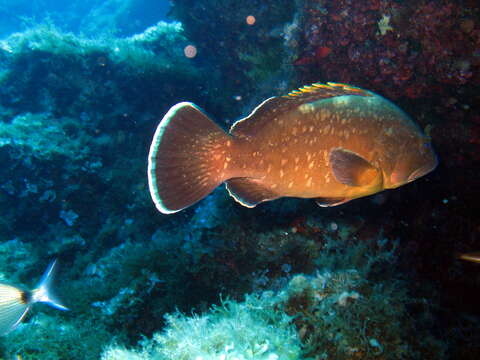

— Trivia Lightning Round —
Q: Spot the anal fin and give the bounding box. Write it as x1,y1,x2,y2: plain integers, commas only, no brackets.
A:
226,178,279,208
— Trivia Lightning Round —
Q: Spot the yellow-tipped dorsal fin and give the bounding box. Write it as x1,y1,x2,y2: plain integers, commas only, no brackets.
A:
230,83,371,138
285,82,369,98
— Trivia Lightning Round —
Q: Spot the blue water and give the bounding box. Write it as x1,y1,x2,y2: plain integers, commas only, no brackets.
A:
0,0,170,37
0,0,478,359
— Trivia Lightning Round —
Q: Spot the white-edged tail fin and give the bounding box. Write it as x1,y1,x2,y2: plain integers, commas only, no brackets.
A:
32,259,69,311
148,102,233,214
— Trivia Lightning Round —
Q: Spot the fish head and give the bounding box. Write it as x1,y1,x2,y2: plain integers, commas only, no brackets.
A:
385,135,438,189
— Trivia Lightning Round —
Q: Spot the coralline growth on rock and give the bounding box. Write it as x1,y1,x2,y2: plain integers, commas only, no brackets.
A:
101,236,446,359
292,0,480,100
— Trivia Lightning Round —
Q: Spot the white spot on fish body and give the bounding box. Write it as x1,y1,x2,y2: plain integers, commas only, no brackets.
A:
306,177,313,187
299,103,315,114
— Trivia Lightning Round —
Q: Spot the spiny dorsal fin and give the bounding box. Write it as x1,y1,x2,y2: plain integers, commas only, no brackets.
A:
230,83,371,138
284,82,371,100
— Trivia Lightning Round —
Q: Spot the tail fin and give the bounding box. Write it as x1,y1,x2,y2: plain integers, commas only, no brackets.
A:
0,284,30,335
32,259,68,311
148,102,233,214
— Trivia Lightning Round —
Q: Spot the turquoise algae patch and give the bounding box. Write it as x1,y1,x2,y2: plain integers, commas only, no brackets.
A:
0,113,89,160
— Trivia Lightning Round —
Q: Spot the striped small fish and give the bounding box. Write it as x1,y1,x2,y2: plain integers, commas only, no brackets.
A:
0,259,68,335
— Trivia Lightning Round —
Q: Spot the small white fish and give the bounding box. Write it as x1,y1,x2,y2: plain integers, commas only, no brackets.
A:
0,259,68,335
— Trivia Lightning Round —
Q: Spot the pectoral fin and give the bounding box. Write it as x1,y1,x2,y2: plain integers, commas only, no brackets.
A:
329,148,380,187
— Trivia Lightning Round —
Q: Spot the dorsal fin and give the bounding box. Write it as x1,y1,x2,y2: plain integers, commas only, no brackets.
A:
229,96,289,139
229,83,371,138
284,82,371,101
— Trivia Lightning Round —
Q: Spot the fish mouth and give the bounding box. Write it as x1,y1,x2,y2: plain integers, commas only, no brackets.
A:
407,155,438,182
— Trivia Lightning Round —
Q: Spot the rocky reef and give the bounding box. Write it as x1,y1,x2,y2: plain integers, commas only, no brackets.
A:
293,0,480,99
101,234,446,360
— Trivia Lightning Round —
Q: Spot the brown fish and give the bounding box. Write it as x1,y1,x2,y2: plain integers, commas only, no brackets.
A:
148,83,438,214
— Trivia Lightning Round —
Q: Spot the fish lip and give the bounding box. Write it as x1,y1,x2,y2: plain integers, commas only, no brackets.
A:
407,156,438,182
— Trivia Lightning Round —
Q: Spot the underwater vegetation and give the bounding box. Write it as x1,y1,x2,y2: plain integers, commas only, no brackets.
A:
102,234,446,360
0,0,478,359
0,22,199,117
